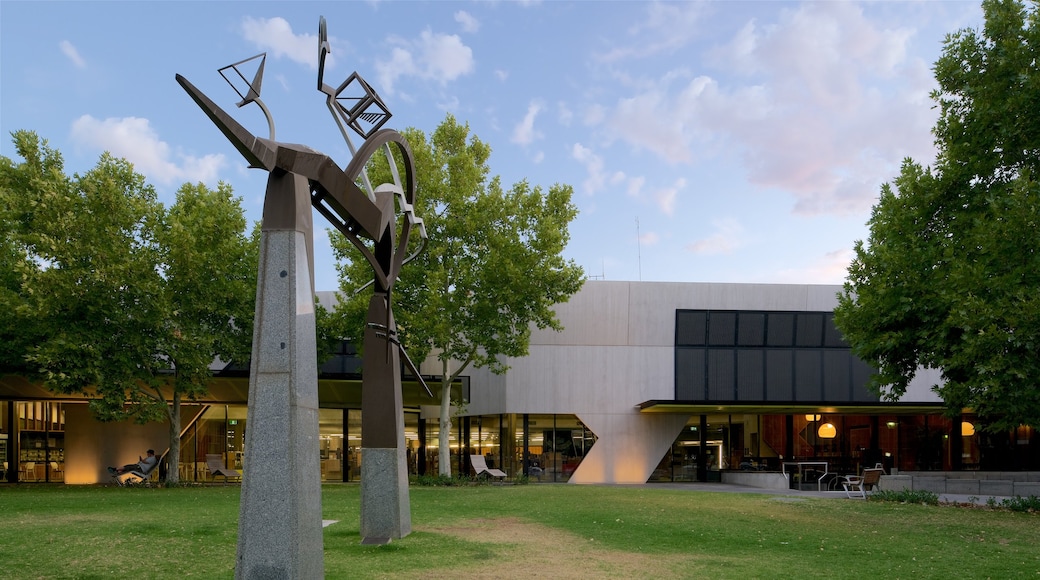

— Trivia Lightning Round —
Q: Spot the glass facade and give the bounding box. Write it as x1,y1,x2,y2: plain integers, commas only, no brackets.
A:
416,413,595,481
0,401,66,483
0,396,1036,484
649,411,1040,485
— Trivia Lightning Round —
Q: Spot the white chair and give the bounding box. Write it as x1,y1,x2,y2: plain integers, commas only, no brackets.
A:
842,467,884,499
23,462,37,482
470,455,507,479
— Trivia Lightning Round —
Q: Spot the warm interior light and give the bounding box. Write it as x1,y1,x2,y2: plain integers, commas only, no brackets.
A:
804,414,821,422
818,423,837,439
886,421,897,429
961,422,976,437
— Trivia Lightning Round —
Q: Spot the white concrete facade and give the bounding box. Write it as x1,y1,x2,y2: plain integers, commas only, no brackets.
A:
462,280,942,484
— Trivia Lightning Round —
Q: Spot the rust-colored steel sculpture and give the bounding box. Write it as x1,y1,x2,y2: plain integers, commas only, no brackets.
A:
176,17,428,573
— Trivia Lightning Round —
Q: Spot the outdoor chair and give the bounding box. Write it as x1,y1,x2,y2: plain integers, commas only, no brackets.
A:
470,455,507,479
115,457,160,486
206,454,241,484
50,461,63,482
842,467,884,499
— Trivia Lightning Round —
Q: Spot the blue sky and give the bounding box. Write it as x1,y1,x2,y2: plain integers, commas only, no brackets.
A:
1,1,983,292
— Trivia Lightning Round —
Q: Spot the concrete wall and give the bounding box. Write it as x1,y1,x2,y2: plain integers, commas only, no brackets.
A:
490,281,854,483
65,406,169,484
64,404,203,484
462,280,946,484
881,472,1040,498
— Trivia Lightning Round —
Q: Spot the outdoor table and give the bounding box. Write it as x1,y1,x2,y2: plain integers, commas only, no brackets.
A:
782,461,829,491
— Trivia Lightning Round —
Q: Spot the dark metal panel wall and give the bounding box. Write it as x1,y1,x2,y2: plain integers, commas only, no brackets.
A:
674,310,879,404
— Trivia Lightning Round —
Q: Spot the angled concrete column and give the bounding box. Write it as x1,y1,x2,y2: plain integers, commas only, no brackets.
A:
359,291,411,544
236,171,324,579
570,412,691,484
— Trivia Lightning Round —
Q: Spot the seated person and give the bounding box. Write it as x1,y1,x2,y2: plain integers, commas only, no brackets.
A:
108,449,157,476
528,458,544,478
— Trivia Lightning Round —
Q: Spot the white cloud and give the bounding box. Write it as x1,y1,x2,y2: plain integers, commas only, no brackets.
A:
770,248,854,284
592,2,937,217
241,17,325,70
532,151,544,164
69,115,225,185
455,10,480,33
494,69,509,82
572,144,606,195
512,101,543,146
685,218,744,255
572,143,625,196
557,102,573,126
653,178,685,216
626,176,645,197
605,84,698,164
638,230,659,246
59,40,86,69
596,2,706,62
375,30,475,95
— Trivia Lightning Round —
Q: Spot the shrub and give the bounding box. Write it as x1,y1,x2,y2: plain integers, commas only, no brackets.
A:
994,495,1040,513
413,474,487,486
871,489,940,505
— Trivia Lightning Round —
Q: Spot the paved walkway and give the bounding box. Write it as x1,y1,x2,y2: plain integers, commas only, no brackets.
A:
609,482,1015,506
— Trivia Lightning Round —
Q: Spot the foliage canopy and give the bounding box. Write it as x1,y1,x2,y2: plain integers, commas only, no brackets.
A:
835,0,1040,431
330,115,585,475
0,131,258,480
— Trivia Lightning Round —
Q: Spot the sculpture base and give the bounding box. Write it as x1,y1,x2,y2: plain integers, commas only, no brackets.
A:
359,446,411,542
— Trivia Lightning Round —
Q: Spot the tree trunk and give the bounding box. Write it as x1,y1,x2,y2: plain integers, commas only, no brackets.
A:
438,358,452,477
166,390,181,484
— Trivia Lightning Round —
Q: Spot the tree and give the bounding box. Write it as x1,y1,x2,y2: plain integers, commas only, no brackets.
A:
330,115,585,476
0,131,258,481
151,182,258,481
835,0,1040,432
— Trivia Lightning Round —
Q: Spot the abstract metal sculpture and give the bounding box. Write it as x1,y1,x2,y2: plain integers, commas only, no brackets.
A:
176,16,427,577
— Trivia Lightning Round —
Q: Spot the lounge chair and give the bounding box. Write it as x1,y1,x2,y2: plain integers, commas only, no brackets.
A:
206,454,241,484
842,467,884,499
115,458,160,486
470,455,507,479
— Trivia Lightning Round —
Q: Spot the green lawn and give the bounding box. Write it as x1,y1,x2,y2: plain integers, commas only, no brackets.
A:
1,484,1037,578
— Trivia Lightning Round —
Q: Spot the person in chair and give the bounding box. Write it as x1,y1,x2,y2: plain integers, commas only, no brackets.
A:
108,449,157,476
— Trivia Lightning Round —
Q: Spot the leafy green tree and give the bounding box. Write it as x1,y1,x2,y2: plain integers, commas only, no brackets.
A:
835,0,1040,431
0,131,257,481
330,115,585,476
153,182,258,481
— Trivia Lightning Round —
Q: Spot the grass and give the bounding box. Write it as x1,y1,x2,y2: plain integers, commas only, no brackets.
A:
1,484,1038,578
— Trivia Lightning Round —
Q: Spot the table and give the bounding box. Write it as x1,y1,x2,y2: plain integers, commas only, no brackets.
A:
782,461,829,491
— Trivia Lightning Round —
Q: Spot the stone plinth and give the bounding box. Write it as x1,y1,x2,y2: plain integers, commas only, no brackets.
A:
236,172,324,579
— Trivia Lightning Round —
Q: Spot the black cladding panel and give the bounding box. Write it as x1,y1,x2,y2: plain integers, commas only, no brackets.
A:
676,311,707,346
676,347,706,400
737,313,766,346
707,312,737,346
675,309,878,404
766,313,795,346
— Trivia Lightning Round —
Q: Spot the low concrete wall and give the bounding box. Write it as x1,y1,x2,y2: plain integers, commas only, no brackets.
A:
880,475,912,492
723,471,789,490
880,472,1040,497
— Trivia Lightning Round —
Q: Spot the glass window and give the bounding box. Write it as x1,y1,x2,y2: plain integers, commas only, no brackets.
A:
319,409,344,482
346,409,361,481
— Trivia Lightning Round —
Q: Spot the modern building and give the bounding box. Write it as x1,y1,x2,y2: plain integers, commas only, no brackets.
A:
1,281,1036,486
